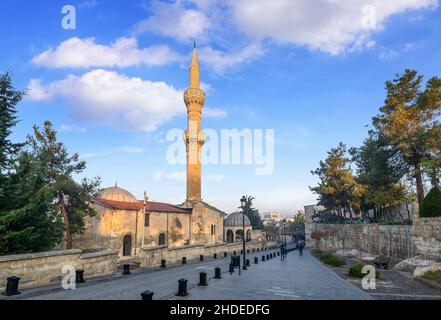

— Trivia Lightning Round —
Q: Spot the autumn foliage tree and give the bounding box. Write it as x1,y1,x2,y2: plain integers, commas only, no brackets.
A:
373,70,441,206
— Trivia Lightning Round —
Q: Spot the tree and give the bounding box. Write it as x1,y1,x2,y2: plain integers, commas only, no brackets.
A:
0,72,25,172
288,214,305,234
373,70,441,206
419,187,441,218
0,73,62,254
0,151,64,254
28,121,101,249
242,195,263,230
310,143,364,218
351,133,409,221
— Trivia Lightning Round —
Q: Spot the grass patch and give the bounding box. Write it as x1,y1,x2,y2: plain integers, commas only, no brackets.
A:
422,270,441,286
348,263,380,278
313,250,345,267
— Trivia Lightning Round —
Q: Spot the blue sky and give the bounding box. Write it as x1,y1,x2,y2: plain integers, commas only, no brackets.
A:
1,0,440,215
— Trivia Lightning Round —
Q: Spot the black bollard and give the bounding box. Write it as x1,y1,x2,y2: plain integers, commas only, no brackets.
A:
182,257,187,264
200,255,204,262
140,290,154,300
122,264,131,275
161,259,166,268
233,251,236,256
270,253,273,259
213,253,217,259
240,250,243,254
224,252,227,258
247,249,250,254
75,269,86,284
214,267,221,279
246,259,250,267
254,257,258,264
262,255,265,262
277,252,280,256
266,254,269,260
2,276,21,296
198,272,208,286
253,248,255,252
257,248,260,252
229,263,234,274
176,278,188,297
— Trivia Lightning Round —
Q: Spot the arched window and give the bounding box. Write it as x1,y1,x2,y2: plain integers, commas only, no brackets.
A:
123,235,132,256
211,224,216,235
246,229,252,242
158,233,166,246
235,230,244,242
226,230,234,243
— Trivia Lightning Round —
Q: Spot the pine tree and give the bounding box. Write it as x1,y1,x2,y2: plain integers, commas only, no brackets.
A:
28,121,100,249
0,73,63,255
373,70,441,206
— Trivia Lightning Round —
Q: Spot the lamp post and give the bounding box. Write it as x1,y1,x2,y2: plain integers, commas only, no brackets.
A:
240,196,247,270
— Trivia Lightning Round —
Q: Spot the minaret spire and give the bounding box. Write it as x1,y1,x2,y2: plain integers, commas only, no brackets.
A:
184,44,206,203
189,44,200,89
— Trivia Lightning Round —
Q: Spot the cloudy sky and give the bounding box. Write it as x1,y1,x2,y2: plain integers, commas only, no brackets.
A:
1,0,440,215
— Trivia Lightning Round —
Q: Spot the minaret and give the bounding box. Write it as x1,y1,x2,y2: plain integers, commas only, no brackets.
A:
184,43,205,202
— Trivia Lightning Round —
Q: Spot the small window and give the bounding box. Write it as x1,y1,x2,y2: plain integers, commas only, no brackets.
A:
144,213,150,227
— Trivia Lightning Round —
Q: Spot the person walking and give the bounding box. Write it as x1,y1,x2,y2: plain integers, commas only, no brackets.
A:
297,239,304,257
280,244,285,261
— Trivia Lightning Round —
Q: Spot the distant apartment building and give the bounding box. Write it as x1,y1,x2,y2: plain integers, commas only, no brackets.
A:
262,212,280,226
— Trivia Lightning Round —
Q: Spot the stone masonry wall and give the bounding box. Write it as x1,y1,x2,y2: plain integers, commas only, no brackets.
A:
139,240,277,268
0,249,118,289
306,217,440,260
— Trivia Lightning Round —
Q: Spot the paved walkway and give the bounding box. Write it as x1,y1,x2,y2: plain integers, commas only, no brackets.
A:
5,247,371,300
173,250,372,300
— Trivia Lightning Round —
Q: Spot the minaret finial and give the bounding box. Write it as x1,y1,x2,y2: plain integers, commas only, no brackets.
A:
115,180,118,187
193,40,196,49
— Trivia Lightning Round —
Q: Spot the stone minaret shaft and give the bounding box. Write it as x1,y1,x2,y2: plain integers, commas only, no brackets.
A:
184,46,205,202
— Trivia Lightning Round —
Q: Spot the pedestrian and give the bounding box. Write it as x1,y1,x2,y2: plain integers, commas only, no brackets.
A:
280,244,285,261
283,244,288,259
297,239,303,257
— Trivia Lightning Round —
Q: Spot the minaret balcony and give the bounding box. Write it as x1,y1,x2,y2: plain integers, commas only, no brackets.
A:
184,88,205,106
184,130,206,144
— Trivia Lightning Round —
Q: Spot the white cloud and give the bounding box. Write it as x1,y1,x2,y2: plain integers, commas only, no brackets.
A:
204,107,227,118
198,44,265,73
228,0,438,55
79,0,98,8
27,69,185,131
31,37,182,68
133,1,210,42
58,124,87,133
153,170,186,184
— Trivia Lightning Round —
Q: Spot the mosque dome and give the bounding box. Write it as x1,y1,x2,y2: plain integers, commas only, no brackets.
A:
98,185,138,203
224,212,251,227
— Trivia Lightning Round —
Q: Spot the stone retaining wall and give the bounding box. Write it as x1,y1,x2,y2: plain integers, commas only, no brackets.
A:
306,217,441,260
0,249,118,289
139,241,277,268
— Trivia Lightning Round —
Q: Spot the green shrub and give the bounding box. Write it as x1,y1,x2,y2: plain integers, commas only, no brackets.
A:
422,270,441,285
313,250,345,267
348,264,380,278
420,187,441,218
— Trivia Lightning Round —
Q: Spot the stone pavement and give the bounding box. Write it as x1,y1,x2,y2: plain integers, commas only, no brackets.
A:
173,250,372,300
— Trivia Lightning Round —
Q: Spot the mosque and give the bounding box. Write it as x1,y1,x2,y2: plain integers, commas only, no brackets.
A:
73,46,254,258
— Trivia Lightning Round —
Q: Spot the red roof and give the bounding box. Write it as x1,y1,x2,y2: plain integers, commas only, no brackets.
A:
92,198,192,214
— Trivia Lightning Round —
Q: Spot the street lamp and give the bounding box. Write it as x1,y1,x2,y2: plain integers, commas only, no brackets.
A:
240,196,247,270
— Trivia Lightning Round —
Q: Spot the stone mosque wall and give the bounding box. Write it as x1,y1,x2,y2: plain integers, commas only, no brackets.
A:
306,217,441,260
